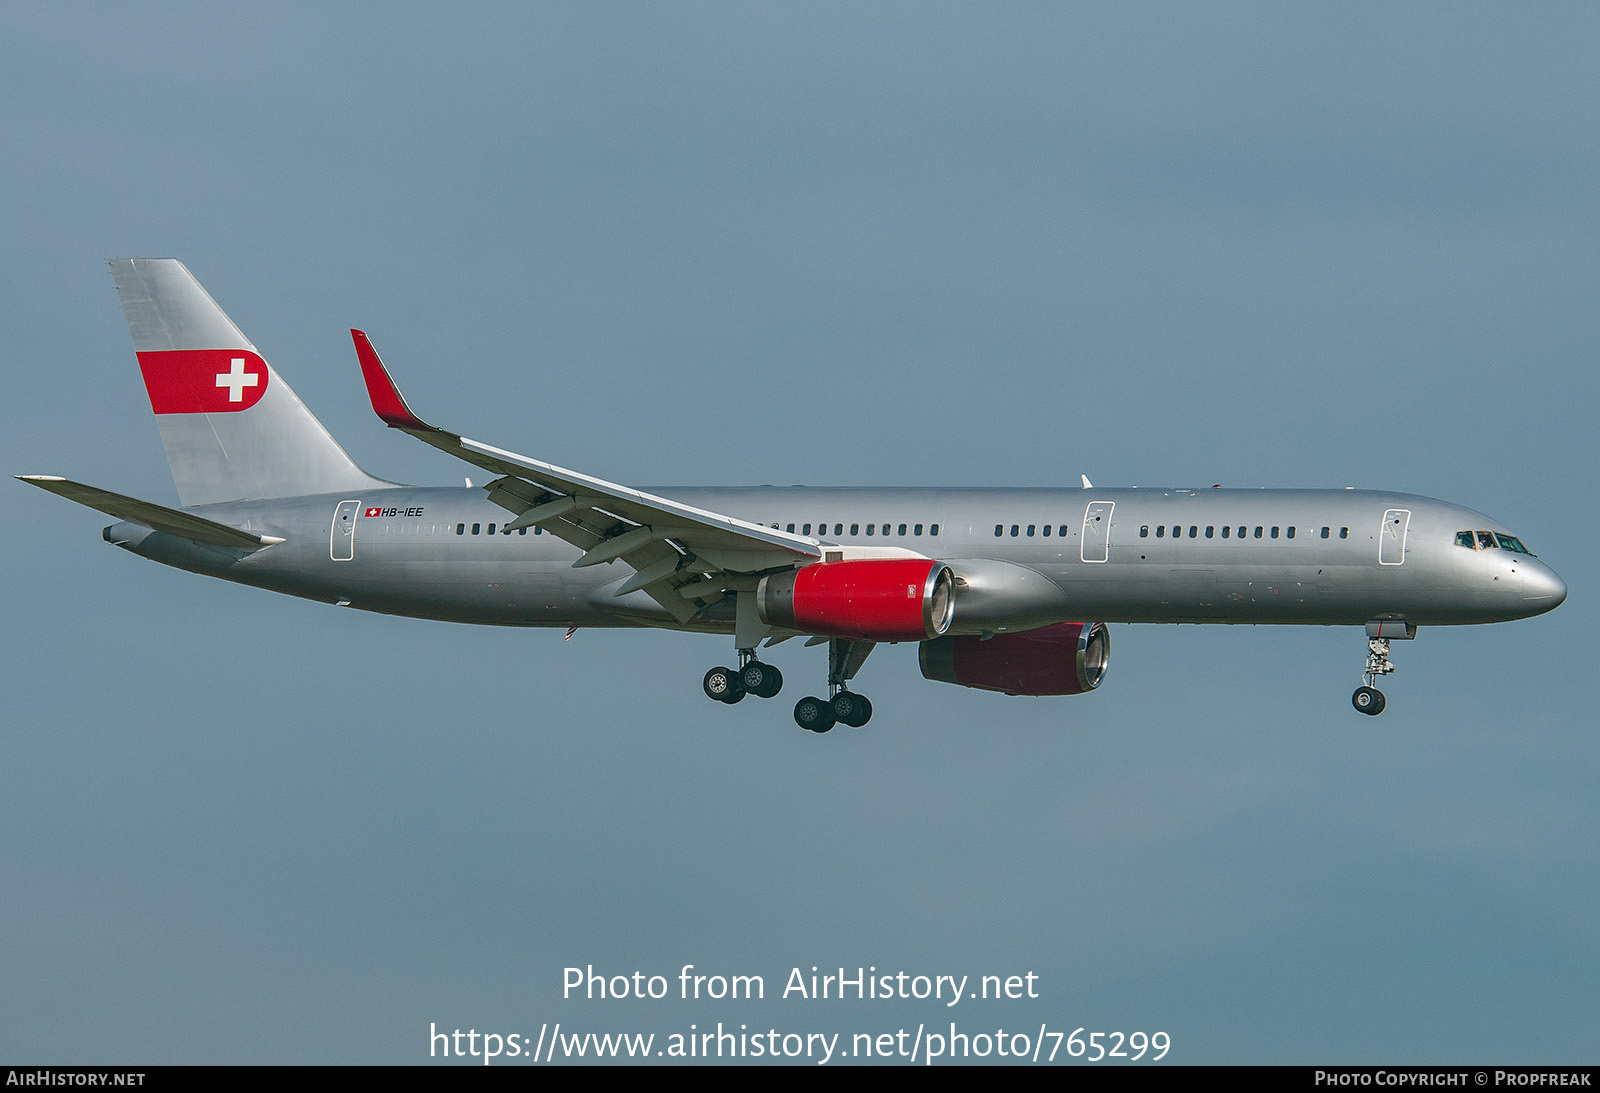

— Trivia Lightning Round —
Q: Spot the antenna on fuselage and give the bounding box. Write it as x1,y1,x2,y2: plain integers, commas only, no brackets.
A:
1080,475,1093,489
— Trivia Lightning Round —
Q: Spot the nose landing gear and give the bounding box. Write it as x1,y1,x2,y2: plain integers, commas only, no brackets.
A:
1352,637,1394,715
1352,621,1413,716
1352,682,1386,715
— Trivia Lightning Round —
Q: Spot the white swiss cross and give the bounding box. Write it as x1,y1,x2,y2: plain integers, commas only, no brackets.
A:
215,357,260,402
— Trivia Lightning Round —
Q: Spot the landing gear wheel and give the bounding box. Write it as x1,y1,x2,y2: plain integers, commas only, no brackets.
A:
741,660,783,699
830,691,872,727
703,666,745,704
1352,686,1386,716
793,696,836,733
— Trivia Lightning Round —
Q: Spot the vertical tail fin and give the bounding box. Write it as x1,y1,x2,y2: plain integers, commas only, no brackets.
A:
109,258,388,507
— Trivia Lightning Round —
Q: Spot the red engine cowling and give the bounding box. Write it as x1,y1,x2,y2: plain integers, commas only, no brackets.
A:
758,559,955,641
918,622,1109,695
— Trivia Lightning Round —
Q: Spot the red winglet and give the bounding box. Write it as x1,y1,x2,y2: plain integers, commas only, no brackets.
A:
351,329,429,431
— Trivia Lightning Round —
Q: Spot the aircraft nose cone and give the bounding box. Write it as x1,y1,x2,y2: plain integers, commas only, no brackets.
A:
1525,563,1567,612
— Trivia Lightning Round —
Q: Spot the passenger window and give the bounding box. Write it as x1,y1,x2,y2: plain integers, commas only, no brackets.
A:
487,523,496,535
930,524,939,536
1270,526,1278,539
457,523,465,535
1140,526,1150,538
914,524,923,536
1322,527,1330,539
1189,526,1198,538
787,523,795,533
898,524,907,535
1238,526,1246,538
1254,527,1263,538
995,524,1003,537
1205,526,1214,538
1222,526,1230,538
519,528,527,535
1156,525,1165,538
1058,525,1067,537
1340,527,1349,538
1172,526,1181,538
1027,524,1036,537
802,523,811,535
866,524,875,536
834,524,843,536
1043,525,1051,537
1011,525,1020,537
850,523,859,536
1287,526,1295,538
472,523,481,535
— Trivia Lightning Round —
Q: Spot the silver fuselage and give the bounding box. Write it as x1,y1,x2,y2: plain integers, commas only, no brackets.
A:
107,485,1567,635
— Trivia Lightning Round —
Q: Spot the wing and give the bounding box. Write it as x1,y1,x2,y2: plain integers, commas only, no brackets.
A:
350,331,821,623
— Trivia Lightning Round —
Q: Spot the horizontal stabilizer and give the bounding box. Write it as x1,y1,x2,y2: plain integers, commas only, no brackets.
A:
17,476,283,550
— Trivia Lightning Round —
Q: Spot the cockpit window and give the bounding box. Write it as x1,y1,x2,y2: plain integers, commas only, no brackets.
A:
1456,530,1534,555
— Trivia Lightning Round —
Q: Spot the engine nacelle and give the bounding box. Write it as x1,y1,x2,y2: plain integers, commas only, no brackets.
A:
919,622,1110,696
758,559,955,641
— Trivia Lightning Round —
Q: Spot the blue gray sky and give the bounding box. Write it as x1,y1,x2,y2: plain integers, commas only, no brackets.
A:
3,3,1596,1064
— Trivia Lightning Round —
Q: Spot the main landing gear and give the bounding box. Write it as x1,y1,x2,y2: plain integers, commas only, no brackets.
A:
703,652,783,704
1351,620,1412,716
790,637,875,733
792,689,873,734
702,637,876,733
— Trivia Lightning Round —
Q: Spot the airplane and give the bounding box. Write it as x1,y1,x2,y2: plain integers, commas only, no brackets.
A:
18,259,1567,731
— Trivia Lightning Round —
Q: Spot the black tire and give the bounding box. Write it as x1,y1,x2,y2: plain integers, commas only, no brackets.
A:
1352,686,1386,716
794,696,835,732
831,690,873,727
704,666,745,704
760,663,783,698
741,660,783,699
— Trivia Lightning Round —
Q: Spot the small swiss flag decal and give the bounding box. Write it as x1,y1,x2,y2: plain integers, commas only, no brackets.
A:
137,350,269,414
364,507,382,517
